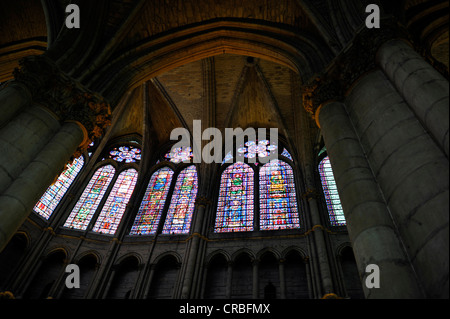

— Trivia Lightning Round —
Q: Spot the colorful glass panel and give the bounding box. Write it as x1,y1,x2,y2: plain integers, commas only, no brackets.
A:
222,151,234,165
92,169,139,234
64,165,115,230
88,142,95,157
259,160,299,230
165,146,193,163
237,140,277,159
162,166,198,234
215,162,254,232
130,167,174,235
109,145,141,163
319,156,346,226
34,156,84,220
281,148,293,161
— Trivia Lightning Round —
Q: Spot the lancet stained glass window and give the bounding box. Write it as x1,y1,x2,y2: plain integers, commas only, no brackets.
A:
281,148,294,161
92,169,139,234
64,165,116,230
34,156,85,220
319,156,346,226
259,160,300,230
215,162,254,232
162,166,198,234
130,167,174,235
222,151,233,165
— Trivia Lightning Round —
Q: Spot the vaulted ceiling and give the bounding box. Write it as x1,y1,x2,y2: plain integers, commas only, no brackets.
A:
107,54,306,155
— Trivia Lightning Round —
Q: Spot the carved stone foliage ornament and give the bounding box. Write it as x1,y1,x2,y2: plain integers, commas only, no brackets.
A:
302,18,409,118
13,55,112,159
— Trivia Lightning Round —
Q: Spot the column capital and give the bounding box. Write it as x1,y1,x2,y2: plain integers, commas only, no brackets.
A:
301,188,321,200
251,258,260,266
194,196,212,208
13,55,112,160
303,18,409,122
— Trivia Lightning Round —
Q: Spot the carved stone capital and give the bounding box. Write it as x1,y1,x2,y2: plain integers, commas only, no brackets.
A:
301,188,321,200
195,196,212,208
303,18,409,118
13,55,112,160
13,55,61,97
302,75,343,117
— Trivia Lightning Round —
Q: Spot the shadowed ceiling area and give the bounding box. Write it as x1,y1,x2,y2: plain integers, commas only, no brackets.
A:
109,54,304,151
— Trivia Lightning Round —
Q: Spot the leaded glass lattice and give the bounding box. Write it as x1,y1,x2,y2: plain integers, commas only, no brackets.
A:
92,169,138,234
281,148,293,161
34,156,84,220
109,145,141,163
165,146,193,163
215,162,254,232
237,140,278,159
319,156,346,226
259,160,299,230
130,167,174,235
64,165,116,230
162,166,198,234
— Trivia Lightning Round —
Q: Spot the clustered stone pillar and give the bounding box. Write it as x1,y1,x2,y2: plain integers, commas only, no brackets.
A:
0,54,111,253
0,105,61,194
305,24,449,297
318,101,423,299
345,68,449,298
180,197,210,298
0,122,85,251
0,82,32,128
303,185,334,296
377,39,449,157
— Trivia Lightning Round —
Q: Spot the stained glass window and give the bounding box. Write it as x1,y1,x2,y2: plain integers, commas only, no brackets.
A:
162,166,198,234
92,169,139,234
165,146,193,163
222,151,234,165
215,162,254,233
88,141,95,157
64,165,116,230
281,148,293,161
259,160,299,230
319,156,346,226
237,140,278,159
109,145,141,163
130,167,174,235
34,156,85,220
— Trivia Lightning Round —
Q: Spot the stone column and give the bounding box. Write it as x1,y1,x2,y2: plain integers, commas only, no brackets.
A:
225,261,233,299
0,82,32,128
142,264,156,299
0,54,111,253
345,69,449,298
180,197,209,298
317,101,423,299
0,122,85,251
0,55,62,128
377,39,449,157
0,105,61,194
279,259,286,299
303,188,334,296
101,265,118,299
252,259,259,299
298,86,335,297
